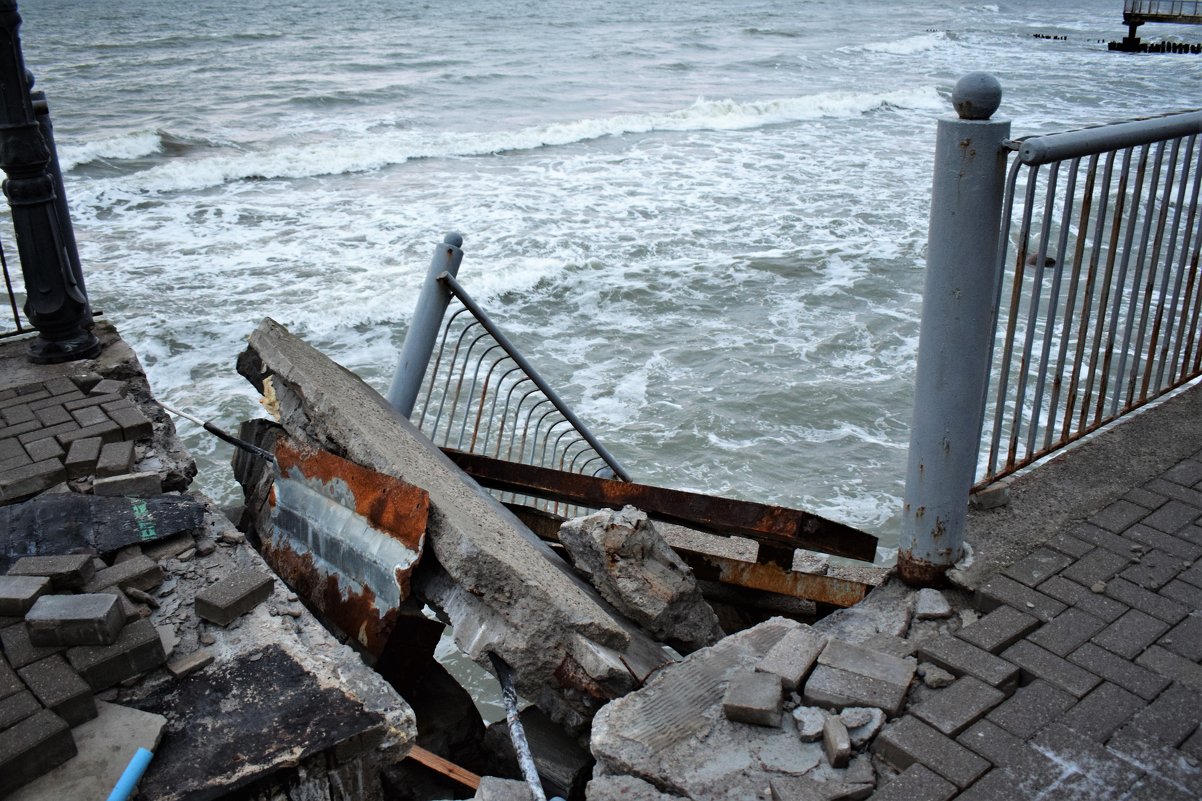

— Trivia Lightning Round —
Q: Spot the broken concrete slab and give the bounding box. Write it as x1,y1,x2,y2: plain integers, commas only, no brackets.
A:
8,701,166,801
237,318,670,731
559,506,723,652
474,776,531,801
25,593,124,647
585,775,683,801
802,639,916,715
812,579,914,644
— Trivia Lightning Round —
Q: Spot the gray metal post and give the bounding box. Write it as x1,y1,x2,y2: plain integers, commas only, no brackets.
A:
899,73,1010,586
386,232,464,416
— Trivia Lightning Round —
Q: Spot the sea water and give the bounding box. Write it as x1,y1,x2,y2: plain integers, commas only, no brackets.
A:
15,0,1201,564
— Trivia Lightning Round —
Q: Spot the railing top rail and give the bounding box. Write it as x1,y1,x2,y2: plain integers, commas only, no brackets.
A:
1014,109,1202,166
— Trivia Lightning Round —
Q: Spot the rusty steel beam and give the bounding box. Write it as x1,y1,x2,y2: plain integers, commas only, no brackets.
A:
444,449,878,562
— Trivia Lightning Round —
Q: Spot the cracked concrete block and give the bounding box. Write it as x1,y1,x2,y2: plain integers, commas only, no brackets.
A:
723,670,783,727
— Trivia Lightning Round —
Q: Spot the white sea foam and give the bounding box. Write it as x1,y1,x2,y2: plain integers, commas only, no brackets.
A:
58,131,164,170
845,32,947,55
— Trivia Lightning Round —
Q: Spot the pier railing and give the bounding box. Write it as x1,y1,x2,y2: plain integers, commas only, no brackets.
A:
900,72,1202,584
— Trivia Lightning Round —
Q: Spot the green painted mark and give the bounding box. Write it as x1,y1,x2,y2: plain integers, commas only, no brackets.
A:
129,498,159,541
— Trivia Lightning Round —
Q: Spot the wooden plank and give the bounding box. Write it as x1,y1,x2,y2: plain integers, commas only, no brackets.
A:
444,449,878,562
406,745,481,790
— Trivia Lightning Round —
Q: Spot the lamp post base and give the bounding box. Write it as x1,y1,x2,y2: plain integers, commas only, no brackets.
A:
26,330,101,364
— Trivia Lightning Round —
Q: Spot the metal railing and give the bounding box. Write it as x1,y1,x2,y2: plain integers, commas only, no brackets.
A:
1124,0,1202,21
979,110,1202,486
0,232,29,338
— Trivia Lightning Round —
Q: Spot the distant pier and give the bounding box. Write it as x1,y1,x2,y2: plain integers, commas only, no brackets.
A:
1113,0,1202,52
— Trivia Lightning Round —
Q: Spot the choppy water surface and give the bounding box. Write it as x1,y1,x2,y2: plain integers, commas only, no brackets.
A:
16,0,1202,563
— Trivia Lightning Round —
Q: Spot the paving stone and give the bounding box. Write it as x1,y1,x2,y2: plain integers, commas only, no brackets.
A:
25,594,125,647
55,419,122,448
62,392,122,412
0,405,34,426
975,575,1066,622
1027,607,1107,657
16,421,78,446
956,719,1054,771
0,576,52,617
1135,646,1202,690
142,532,197,562
1121,549,1190,590
70,404,111,428
22,436,64,463
166,648,213,679
63,436,102,479
1067,643,1169,701
1124,524,1202,560
0,458,67,502
1072,521,1140,556
1177,524,1202,546
32,404,72,428
1160,578,1202,608
1182,726,1202,761
7,554,95,590
1091,608,1171,660
92,471,161,497
1060,681,1144,742
1141,500,1202,534
1124,486,1169,510
1090,500,1151,532
916,634,1020,691
872,715,990,788
0,450,32,473
1162,613,1202,661
18,654,96,726
1143,477,1202,509
910,676,1005,736
0,624,64,669
0,689,40,730
85,555,164,594
1032,723,1146,797
867,764,956,801
0,656,21,699
1118,775,1198,801
1103,729,1200,798
822,715,851,767
1044,532,1094,558
0,709,76,797
1179,559,1202,588
88,379,126,397
1117,683,1202,747
1036,575,1129,622
1163,459,1202,487
0,419,41,440
802,664,910,716
195,568,275,626
1000,640,1101,697
1105,577,1188,623
95,440,135,478
818,639,916,687
1061,547,1132,587
1002,548,1072,588
27,390,83,411
984,679,1075,739
722,671,782,727
66,618,166,690
107,404,153,440
756,624,826,690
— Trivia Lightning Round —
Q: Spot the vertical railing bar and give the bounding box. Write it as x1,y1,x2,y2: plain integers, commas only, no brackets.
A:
1182,225,1202,374
1062,151,1110,443
452,336,497,450
1133,137,1182,401
512,395,550,466
998,166,1040,473
495,377,535,459
481,364,522,456
416,306,471,431
428,320,481,445
0,237,24,333
1161,137,1202,381
463,345,506,451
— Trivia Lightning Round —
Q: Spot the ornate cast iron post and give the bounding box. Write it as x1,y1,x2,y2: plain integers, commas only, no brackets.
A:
0,0,99,363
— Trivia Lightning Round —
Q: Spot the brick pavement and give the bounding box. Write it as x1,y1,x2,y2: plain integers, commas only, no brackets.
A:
870,449,1202,800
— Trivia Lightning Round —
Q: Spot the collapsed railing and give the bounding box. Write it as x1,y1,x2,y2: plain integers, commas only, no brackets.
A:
899,72,1202,584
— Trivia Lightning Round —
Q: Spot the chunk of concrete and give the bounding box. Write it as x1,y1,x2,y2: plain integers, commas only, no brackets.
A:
757,624,827,690
166,648,213,679
723,670,783,727
7,554,95,590
194,568,274,626
25,594,124,647
0,576,51,616
0,710,76,797
586,775,681,801
792,706,827,742
914,589,952,620
822,716,851,768
559,506,723,651
474,777,531,801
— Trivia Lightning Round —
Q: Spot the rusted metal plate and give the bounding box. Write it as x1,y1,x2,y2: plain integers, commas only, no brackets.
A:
686,554,871,608
265,436,429,655
445,449,878,562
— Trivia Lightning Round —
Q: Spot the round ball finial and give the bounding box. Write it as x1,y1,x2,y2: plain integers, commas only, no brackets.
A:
952,72,1002,120
443,232,464,248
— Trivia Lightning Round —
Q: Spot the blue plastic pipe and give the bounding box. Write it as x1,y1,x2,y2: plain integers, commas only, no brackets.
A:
107,747,154,801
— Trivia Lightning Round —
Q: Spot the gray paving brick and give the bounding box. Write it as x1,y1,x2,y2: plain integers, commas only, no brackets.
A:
756,624,826,690
803,664,911,717
1177,524,1202,547
0,709,76,797
0,689,39,730
1073,521,1142,556
1125,523,1202,560
108,404,153,440
1135,646,1202,690
0,623,64,669
1124,486,1169,510
1028,608,1107,657
1061,682,1144,742
1142,499,1202,534
1105,577,1189,623
1031,723,1146,798
27,391,83,412
22,435,64,463
976,575,1066,622
195,568,275,627
1179,559,1202,588
8,555,96,591
62,392,122,412
1067,643,1170,701
1119,683,1202,747
1002,548,1072,588
85,555,164,594
0,388,46,410
88,379,127,397
18,654,95,727
910,676,1005,736
69,404,111,428
956,605,1040,654
1121,549,1188,590
0,404,34,426
1090,499,1151,532
868,764,957,801
1001,640,1101,697
1061,547,1132,586
1037,575,1129,622
41,378,75,397
722,671,782,727
32,404,72,428
0,575,51,616
1162,613,1202,661
917,634,1020,691
0,458,67,502
25,593,125,647
1091,608,1170,660
985,679,1075,738
872,715,990,789
0,437,23,461
1160,578,1202,608
1143,477,1202,508
95,440,135,478
65,617,166,690
1182,726,1202,761
1118,775,1198,801
0,450,32,474
1106,728,1202,798
1166,459,1202,487
0,419,41,440
0,656,21,700
15,420,78,446
63,436,102,479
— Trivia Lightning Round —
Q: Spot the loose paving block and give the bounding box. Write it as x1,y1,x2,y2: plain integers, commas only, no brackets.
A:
88,379,126,397
0,709,76,797
0,657,21,699
92,471,162,497
23,436,64,463
822,716,850,767
1060,682,1144,742
7,554,95,590
95,440,135,478
1000,640,1101,698
975,575,1065,622
16,421,78,446
984,679,1075,739
817,639,916,687
869,764,956,801
0,458,67,502
25,594,124,647
1061,548,1131,587
0,576,52,616
166,648,213,679
872,715,990,788
1002,548,1072,588
63,436,102,479
142,532,197,562
917,634,1020,691
107,404,153,440
956,605,1040,654
0,624,64,669
803,664,911,716
1036,575,1128,622
0,689,39,730
1067,643,1169,701
756,625,826,690
1027,607,1107,657
911,676,1005,736
195,568,275,626
85,554,164,594
18,654,97,726
66,618,166,690
722,671,782,727
1104,577,1188,623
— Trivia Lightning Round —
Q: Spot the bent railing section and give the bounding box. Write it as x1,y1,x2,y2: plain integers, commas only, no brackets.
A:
979,110,1202,487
